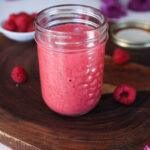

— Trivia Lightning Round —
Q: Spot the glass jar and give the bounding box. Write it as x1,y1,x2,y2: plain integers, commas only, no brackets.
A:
35,4,108,116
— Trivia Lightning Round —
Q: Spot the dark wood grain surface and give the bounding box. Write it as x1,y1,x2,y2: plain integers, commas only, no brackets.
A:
0,34,149,150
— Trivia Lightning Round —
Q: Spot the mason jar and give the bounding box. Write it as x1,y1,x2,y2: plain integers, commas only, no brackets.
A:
35,4,108,116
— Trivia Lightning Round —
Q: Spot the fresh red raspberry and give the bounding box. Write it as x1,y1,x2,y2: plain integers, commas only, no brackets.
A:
19,12,29,17
3,20,17,31
19,12,31,19
30,13,37,21
11,66,27,84
15,14,30,32
113,84,137,105
27,23,34,32
4,12,36,32
112,48,130,65
8,13,18,22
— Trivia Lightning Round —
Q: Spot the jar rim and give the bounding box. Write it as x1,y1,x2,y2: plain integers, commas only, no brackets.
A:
35,4,107,35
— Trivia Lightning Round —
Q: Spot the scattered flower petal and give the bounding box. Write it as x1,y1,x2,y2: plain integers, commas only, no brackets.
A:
100,0,127,20
102,0,119,5
128,0,150,12
144,145,150,150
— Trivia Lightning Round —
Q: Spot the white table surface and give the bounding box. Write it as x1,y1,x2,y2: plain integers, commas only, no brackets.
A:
0,0,149,150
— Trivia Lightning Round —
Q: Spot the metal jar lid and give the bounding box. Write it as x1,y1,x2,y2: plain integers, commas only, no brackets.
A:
110,21,150,49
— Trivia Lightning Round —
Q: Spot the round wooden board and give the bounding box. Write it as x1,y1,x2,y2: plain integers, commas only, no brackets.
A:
0,39,149,150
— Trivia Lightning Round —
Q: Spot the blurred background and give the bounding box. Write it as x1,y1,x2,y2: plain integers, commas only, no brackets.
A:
0,0,150,22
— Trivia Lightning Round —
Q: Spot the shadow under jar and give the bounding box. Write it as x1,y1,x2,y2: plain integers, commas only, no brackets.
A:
35,4,108,116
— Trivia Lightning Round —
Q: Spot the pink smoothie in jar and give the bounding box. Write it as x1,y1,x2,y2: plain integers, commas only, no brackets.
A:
35,5,108,116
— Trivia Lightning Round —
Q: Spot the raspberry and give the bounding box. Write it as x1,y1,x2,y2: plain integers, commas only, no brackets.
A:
4,12,36,33
11,66,27,84
3,20,17,31
112,48,130,65
15,14,30,32
30,13,37,21
19,12,29,17
8,13,18,21
113,84,137,105
27,23,34,32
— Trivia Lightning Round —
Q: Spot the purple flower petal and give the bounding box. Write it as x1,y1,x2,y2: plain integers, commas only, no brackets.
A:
128,0,150,11
100,1,127,19
102,0,120,5
144,145,150,150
